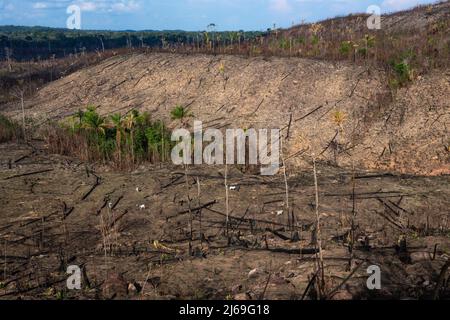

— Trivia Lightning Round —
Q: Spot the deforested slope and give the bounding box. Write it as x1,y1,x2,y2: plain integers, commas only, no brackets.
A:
4,52,449,175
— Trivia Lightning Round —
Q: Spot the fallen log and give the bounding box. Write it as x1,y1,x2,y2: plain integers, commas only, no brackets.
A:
96,198,108,215
162,174,184,189
176,200,217,216
294,105,324,123
4,168,54,180
265,228,291,241
13,151,35,164
62,201,75,219
110,195,124,210
109,210,129,229
262,247,319,255
205,206,314,231
326,261,365,299
81,174,101,201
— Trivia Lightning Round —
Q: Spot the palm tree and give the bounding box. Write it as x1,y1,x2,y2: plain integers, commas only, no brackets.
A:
110,114,124,163
204,32,210,51
82,106,107,155
230,32,238,49
207,23,216,51
237,31,242,52
83,107,106,134
74,109,85,131
171,105,188,121
123,110,139,163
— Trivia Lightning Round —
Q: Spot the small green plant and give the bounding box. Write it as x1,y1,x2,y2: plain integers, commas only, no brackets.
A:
44,287,56,297
296,37,306,45
311,35,320,46
332,110,347,130
393,61,411,79
55,290,65,300
218,62,225,74
389,60,414,88
339,41,352,55
364,35,376,48
171,105,189,120
225,294,234,300
279,38,289,50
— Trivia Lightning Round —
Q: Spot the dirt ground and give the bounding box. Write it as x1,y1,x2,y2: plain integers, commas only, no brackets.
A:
0,142,448,300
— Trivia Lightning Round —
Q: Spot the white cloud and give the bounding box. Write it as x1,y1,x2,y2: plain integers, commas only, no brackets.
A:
79,2,98,12
110,0,140,12
30,0,141,13
33,2,48,9
382,0,426,11
269,0,292,13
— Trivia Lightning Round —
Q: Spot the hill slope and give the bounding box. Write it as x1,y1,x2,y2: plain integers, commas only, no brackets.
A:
4,52,449,175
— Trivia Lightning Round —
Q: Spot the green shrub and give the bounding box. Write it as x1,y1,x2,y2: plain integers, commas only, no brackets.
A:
296,37,306,45
393,61,410,78
339,41,351,55
392,60,412,86
278,38,289,50
311,35,319,46
0,114,22,143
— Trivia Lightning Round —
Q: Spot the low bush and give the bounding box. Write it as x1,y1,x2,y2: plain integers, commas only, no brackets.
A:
0,114,22,143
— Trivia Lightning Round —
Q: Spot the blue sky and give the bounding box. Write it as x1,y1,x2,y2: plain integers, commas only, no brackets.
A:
0,0,439,31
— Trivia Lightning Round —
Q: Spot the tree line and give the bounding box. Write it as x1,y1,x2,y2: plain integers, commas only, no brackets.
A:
0,26,264,61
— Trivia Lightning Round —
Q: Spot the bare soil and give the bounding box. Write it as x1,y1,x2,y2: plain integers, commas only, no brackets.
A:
0,142,448,300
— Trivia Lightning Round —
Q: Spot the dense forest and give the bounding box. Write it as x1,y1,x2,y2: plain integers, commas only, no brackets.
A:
0,26,264,61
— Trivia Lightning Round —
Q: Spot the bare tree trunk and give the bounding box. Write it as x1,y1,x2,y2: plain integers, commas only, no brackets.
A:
12,87,27,142
197,177,203,248
100,37,105,52
184,165,193,245
3,239,6,281
281,139,290,230
20,91,26,142
225,164,229,240
313,157,325,297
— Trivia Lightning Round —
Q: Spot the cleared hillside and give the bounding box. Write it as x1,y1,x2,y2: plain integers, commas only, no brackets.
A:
4,52,449,175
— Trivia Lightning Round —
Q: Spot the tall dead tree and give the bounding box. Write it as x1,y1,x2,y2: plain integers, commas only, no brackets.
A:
312,156,325,297
11,81,27,142
99,36,105,52
225,164,230,240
